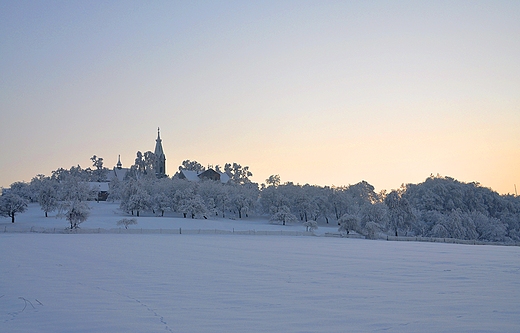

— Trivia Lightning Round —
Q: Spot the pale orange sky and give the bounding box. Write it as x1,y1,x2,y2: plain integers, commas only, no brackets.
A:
1,1,519,194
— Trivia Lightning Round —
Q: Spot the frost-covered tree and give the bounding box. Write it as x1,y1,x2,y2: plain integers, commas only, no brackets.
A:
178,193,208,219
293,189,317,222
61,200,90,229
472,211,507,241
228,183,258,218
51,165,91,182
57,176,95,202
364,221,380,239
126,188,151,217
173,186,196,218
117,218,137,229
260,185,290,216
131,151,157,179
270,205,297,225
119,179,139,214
38,179,59,217
313,190,333,224
198,180,228,217
0,192,28,223
179,160,205,172
90,155,108,182
385,190,416,236
330,187,350,220
338,214,360,235
303,220,318,232
224,163,252,184
9,181,36,202
107,177,123,201
265,174,280,187
151,192,169,216
359,202,388,234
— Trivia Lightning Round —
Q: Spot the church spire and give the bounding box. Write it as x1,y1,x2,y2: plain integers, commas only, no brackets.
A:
154,128,166,178
116,154,122,169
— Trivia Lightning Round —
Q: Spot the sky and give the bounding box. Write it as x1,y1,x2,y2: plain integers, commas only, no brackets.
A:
1,0,519,194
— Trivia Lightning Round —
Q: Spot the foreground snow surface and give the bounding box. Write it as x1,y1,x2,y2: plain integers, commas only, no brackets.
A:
1,234,519,333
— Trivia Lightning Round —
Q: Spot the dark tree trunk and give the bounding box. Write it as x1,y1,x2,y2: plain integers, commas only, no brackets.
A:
11,213,15,223
137,210,140,217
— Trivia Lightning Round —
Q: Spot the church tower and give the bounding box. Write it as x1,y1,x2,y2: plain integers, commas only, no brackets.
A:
154,127,166,178
116,155,122,169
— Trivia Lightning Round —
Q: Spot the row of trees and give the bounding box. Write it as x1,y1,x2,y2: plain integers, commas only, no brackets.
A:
111,158,257,218
113,177,259,219
0,175,94,228
0,155,258,228
2,155,520,242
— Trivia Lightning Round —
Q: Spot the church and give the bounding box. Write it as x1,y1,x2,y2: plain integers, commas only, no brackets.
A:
91,128,232,200
89,129,166,201
109,127,167,181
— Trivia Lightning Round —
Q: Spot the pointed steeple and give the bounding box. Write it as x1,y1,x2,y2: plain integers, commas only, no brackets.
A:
154,127,165,157
116,155,122,169
154,127,166,177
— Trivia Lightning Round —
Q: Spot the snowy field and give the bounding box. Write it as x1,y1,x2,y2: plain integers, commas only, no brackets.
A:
1,203,520,332
0,202,337,235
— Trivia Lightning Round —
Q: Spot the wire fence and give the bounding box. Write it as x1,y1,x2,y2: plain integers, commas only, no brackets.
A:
2,225,519,246
381,234,520,246
1,225,315,237
322,232,520,246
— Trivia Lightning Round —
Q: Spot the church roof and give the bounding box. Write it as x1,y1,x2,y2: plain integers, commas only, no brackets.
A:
179,170,200,182
88,182,109,192
179,169,230,184
154,127,165,158
106,166,130,182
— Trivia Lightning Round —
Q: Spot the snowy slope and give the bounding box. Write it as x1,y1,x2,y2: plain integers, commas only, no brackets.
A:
0,202,338,235
1,204,519,332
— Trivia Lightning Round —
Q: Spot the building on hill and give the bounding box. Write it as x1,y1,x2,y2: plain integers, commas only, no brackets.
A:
87,129,167,200
88,182,109,201
178,169,230,184
106,128,166,181
110,155,130,181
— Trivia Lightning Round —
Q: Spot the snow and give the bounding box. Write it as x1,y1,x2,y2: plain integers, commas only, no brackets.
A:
1,203,519,332
1,202,337,234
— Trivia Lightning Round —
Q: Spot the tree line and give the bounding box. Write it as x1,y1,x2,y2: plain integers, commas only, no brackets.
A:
1,153,519,243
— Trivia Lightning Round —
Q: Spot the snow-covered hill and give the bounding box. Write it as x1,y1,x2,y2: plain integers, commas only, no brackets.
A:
0,202,338,234
1,203,519,332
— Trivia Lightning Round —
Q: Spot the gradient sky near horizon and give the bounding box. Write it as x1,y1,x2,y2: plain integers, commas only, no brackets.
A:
1,1,519,194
